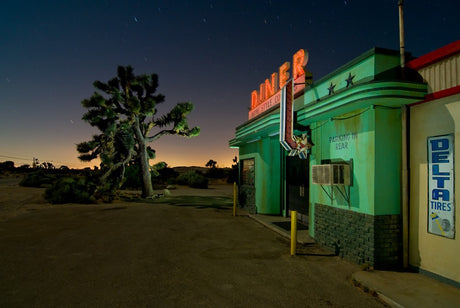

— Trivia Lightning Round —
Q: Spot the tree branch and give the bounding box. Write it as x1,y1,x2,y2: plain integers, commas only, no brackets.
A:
100,148,135,184
146,129,176,142
145,121,156,135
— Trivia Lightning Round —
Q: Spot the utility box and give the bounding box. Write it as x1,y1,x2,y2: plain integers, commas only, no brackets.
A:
311,164,351,186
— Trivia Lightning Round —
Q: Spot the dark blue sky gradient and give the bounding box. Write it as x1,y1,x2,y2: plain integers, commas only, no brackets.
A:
1,1,459,168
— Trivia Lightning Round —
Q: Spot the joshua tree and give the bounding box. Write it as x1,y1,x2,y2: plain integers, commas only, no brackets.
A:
206,159,217,168
77,66,200,198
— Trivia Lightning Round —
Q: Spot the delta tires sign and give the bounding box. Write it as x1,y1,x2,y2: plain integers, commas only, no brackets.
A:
427,134,455,239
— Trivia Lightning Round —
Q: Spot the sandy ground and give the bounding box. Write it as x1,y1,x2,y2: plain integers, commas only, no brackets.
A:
0,175,233,221
0,175,384,307
0,176,53,222
153,183,234,198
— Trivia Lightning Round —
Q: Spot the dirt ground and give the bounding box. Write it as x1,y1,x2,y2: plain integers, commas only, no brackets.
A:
0,176,52,222
0,176,233,222
0,175,384,307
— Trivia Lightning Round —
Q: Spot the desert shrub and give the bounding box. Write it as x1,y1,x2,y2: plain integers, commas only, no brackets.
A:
175,171,194,186
205,167,225,179
121,164,142,189
93,181,117,203
175,172,189,185
0,161,15,171
121,164,176,190
176,171,208,189
150,162,177,187
17,164,31,171
166,177,177,185
20,170,54,187
157,166,178,183
44,177,96,204
189,173,208,188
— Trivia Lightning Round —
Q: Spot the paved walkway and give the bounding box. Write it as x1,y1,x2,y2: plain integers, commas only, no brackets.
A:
352,270,460,308
248,213,460,308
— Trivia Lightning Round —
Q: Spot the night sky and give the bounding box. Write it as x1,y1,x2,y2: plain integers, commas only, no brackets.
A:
1,1,459,168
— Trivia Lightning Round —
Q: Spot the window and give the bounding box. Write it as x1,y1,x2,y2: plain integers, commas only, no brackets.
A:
241,158,255,185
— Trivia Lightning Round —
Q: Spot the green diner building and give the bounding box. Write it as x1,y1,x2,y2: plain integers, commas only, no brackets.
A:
230,47,427,268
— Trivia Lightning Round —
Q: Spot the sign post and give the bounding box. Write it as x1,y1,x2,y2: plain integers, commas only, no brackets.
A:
291,211,297,256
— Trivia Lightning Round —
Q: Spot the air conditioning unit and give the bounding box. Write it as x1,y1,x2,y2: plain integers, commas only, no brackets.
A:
312,164,351,186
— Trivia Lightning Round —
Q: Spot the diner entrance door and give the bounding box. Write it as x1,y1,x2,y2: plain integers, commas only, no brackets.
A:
286,156,309,222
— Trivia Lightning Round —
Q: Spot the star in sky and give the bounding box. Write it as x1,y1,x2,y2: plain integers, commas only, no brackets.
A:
0,0,459,169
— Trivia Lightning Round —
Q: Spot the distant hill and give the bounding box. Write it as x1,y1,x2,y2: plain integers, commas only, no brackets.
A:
173,166,209,175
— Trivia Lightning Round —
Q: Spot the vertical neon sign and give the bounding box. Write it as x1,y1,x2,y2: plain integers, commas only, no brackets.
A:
279,79,312,159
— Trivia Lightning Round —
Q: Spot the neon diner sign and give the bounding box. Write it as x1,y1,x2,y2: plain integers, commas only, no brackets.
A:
249,49,308,119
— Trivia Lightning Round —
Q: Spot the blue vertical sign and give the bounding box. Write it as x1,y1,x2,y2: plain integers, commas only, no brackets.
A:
428,134,455,238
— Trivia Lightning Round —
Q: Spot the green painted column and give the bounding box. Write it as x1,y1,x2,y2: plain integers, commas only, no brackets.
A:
239,135,282,214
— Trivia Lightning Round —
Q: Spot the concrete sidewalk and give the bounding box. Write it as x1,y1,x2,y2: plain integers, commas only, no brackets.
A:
352,270,460,308
248,213,315,245
249,213,460,308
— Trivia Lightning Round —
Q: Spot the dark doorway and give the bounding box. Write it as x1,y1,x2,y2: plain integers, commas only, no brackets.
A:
286,156,309,219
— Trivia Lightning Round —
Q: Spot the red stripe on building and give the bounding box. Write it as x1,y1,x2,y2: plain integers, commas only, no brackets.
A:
407,40,460,70
410,85,460,107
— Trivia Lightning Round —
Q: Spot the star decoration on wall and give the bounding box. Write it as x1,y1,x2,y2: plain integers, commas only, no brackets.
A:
289,133,314,159
328,82,336,95
345,73,355,88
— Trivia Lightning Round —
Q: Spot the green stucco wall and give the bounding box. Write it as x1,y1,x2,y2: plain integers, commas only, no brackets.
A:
374,107,402,215
240,135,281,214
230,47,428,268
308,106,403,237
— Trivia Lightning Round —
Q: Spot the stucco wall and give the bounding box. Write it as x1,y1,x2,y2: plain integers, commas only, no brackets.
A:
374,107,402,215
239,135,281,215
309,106,403,268
309,108,374,239
409,93,460,283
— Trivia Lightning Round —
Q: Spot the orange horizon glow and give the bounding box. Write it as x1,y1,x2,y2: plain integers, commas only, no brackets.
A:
4,156,236,170
2,144,238,170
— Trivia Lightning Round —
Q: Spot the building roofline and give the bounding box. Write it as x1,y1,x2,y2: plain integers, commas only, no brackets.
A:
238,47,403,130
309,47,405,87
407,40,460,70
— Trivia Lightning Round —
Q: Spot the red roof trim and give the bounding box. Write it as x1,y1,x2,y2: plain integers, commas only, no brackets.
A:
409,85,460,107
407,40,460,70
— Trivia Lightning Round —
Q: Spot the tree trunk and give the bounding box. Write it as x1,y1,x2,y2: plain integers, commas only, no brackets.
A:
134,118,154,198
139,141,154,198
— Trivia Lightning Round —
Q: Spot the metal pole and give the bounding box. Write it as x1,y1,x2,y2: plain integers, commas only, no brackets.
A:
398,0,405,68
399,0,409,269
233,182,237,217
290,211,297,256
402,106,409,268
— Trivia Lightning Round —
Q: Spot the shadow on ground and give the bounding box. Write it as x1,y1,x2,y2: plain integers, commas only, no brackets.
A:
121,194,233,210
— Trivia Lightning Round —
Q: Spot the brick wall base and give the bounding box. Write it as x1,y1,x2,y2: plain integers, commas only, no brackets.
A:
239,185,256,214
314,203,401,269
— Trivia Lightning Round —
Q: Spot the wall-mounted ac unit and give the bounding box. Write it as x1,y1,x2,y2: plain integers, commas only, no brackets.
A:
312,164,351,186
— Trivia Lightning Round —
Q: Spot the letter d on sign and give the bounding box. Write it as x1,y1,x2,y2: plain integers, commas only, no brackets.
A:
430,138,449,151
